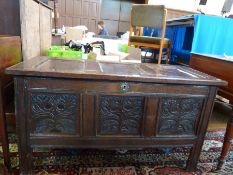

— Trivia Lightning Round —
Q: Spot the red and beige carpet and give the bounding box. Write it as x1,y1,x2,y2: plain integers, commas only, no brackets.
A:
1,130,233,175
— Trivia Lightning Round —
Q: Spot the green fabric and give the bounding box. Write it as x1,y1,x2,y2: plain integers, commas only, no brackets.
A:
129,36,170,45
131,5,165,28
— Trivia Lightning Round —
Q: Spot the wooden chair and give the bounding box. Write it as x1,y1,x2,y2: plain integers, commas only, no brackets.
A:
0,36,22,170
128,5,171,64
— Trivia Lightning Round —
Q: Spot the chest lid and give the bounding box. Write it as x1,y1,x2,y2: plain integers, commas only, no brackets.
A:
5,56,226,86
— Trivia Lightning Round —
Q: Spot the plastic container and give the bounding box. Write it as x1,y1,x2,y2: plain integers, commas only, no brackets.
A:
62,50,82,59
47,49,63,57
50,46,61,50
47,45,82,59
118,43,129,53
50,45,68,50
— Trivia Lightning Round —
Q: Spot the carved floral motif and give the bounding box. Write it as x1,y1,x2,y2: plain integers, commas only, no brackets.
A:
31,93,78,134
158,98,203,135
99,95,144,135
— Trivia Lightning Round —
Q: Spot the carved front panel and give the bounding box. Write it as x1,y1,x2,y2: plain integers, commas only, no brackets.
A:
158,97,203,136
99,95,144,135
31,93,78,134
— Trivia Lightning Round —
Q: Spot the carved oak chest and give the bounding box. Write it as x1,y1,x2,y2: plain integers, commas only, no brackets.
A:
6,57,226,174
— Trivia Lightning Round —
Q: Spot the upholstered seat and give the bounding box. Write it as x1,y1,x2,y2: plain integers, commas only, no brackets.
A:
128,5,171,64
129,36,170,47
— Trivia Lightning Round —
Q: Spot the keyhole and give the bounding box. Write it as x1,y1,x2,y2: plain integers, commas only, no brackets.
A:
121,82,129,92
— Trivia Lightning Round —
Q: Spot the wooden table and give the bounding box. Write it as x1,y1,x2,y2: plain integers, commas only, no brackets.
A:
190,53,233,170
6,57,226,174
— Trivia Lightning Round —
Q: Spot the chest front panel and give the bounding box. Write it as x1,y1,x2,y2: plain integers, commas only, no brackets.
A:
24,78,209,142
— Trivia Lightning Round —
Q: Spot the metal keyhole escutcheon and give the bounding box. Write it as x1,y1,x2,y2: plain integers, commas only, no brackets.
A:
120,82,129,93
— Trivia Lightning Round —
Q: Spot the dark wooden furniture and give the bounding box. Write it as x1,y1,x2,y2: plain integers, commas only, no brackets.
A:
0,0,21,35
100,0,145,35
0,36,22,170
0,165,8,175
190,53,233,170
48,0,146,35
48,0,101,33
6,57,226,174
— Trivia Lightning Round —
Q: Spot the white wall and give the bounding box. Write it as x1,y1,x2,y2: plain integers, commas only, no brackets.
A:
148,0,226,16
148,0,199,12
198,0,225,15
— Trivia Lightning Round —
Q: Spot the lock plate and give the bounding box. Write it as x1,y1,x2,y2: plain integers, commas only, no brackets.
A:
120,82,129,93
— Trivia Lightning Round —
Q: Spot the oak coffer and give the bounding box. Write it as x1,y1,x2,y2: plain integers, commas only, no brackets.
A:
6,57,226,174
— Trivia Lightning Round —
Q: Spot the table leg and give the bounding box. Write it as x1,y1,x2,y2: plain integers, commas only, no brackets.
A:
217,108,233,170
15,78,33,174
0,102,10,170
186,140,203,171
17,132,32,174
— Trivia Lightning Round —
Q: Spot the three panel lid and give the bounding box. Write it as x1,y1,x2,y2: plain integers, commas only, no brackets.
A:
5,56,227,86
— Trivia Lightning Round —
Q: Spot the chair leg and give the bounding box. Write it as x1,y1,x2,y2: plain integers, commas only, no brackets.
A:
2,132,10,171
0,92,11,171
158,46,163,64
166,47,171,64
152,49,156,62
217,110,233,170
0,112,11,171
143,50,148,63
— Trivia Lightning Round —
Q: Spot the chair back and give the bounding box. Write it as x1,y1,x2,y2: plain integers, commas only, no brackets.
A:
131,5,166,28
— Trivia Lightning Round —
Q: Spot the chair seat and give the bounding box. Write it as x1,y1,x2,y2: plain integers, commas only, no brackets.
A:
129,36,170,47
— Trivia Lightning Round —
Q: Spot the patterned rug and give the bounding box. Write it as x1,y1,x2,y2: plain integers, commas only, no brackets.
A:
1,130,233,175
